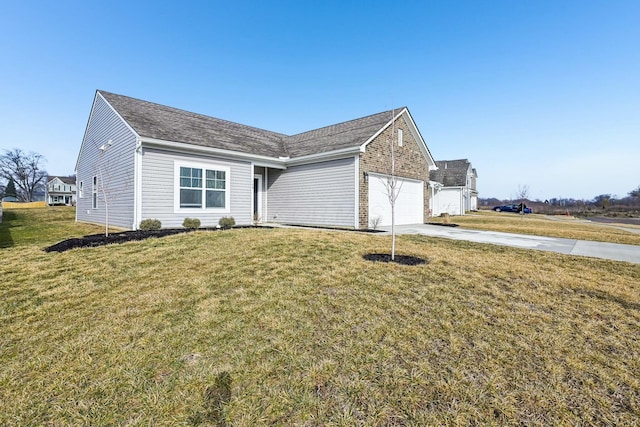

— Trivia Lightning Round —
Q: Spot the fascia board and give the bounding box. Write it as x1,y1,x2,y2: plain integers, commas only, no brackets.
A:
75,91,141,172
358,108,438,171
402,109,438,170
75,92,101,172
359,108,406,152
140,137,287,169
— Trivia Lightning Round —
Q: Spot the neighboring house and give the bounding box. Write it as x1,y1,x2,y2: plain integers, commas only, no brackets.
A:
429,159,478,216
75,90,438,230
46,176,77,205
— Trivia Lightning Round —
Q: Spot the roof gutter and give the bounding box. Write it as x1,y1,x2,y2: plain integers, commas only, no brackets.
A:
140,137,287,169
285,146,362,166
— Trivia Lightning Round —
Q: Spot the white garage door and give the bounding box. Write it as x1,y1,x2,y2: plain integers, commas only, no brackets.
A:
368,173,424,227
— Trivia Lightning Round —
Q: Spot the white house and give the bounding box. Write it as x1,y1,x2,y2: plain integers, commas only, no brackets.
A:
46,176,77,206
429,159,478,216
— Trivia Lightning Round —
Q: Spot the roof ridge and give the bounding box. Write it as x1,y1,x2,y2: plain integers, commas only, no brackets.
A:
97,90,410,159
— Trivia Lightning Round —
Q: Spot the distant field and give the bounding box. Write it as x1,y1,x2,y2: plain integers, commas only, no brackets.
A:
1,207,639,425
429,210,640,246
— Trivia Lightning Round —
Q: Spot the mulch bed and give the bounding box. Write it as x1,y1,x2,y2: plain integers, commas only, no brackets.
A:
363,253,428,266
44,226,264,253
426,222,459,227
45,229,194,252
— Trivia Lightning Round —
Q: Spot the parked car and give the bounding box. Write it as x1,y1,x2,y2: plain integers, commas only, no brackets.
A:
493,203,532,214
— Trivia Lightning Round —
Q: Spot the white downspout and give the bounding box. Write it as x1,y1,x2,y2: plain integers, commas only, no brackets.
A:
133,139,143,229
264,168,268,223
354,154,359,229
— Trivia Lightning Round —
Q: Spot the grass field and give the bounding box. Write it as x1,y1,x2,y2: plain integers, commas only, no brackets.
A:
1,207,639,425
429,210,640,246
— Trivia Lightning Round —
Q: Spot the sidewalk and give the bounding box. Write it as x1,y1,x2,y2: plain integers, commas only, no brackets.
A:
382,224,640,264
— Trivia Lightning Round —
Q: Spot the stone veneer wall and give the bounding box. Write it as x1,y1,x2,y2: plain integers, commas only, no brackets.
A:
358,114,431,228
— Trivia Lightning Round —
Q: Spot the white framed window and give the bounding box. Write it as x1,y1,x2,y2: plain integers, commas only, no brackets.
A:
92,176,97,209
79,181,83,198
398,128,404,147
174,161,230,213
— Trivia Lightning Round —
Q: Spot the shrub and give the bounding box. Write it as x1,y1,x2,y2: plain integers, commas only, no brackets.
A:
369,216,382,230
139,218,162,231
182,217,201,229
218,216,235,229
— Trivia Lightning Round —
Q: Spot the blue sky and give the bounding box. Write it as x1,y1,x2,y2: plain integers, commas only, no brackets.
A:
1,0,638,201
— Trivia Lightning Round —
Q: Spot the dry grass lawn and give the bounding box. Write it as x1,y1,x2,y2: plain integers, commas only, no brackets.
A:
429,210,640,246
1,207,639,425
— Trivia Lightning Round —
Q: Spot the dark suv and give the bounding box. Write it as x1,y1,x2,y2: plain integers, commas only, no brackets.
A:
493,204,532,213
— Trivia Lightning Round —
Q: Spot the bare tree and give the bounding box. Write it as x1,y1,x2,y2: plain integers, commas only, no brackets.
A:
593,194,611,210
0,149,47,202
94,140,115,236
629,185,640,201
91,139,132,236
516,184,529,218
381,109,404,261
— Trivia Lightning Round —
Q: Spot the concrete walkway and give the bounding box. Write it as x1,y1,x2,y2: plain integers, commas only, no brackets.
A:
381,224,640,264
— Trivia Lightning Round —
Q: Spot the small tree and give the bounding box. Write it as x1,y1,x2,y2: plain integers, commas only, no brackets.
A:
381,108,404,261
4,178,17,200
91,139,132,236
516,184,529,218
0,148,47,202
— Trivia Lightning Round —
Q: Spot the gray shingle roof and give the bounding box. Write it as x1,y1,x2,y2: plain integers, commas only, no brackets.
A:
99,91,401,159
48,175,76,185
430,159,471,186
286,109,403,157
100,91,288,158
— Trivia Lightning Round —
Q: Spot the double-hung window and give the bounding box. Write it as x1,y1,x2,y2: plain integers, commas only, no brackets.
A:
175,162,230,212
92,176,97,209
179,167,203,208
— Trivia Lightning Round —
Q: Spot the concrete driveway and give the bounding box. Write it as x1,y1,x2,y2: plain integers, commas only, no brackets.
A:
382,224,640,264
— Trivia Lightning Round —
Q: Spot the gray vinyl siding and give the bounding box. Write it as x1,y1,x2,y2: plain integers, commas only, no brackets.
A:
267,157,355,227
140,148,252,227
76,94,137,229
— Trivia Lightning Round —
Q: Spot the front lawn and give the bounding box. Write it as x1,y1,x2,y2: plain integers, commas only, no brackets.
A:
1,208,639,425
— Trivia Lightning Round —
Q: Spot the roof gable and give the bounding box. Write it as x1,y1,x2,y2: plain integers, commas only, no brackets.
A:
431,159,472,187
48,176,75,185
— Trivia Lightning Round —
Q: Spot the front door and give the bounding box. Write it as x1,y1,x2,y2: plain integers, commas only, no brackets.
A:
253,175,263,222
